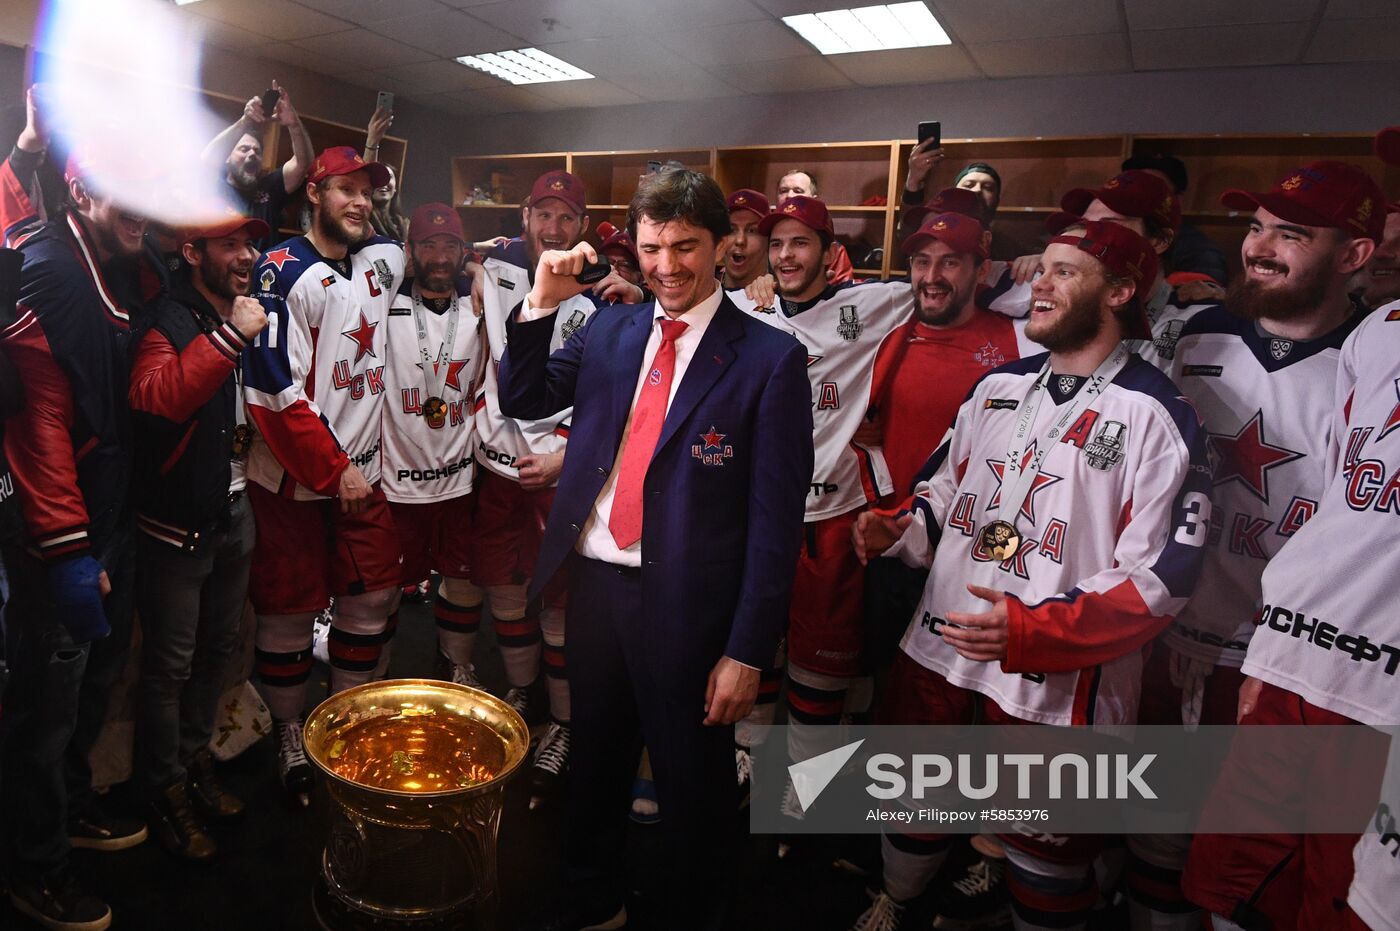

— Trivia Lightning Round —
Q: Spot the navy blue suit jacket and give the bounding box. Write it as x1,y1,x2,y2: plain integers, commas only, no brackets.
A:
499,294,813,672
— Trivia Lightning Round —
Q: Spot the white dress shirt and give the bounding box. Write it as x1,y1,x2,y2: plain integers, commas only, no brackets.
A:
518,284,723,567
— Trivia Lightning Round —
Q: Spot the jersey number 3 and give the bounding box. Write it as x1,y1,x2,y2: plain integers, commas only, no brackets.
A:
1174,491,1211,547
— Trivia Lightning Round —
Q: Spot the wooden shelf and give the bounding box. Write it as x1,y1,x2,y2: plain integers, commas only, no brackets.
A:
452,133,1398,280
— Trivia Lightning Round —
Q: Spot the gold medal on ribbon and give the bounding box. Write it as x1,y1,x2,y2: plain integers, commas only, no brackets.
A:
981,520,1021,562
231,424,253,458
422,396,448,428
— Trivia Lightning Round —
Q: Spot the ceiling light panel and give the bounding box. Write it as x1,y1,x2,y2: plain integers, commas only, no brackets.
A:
783,2,951,55
454,48,594,85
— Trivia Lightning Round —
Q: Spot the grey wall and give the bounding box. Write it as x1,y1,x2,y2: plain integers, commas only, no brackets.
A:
458,60,1400,155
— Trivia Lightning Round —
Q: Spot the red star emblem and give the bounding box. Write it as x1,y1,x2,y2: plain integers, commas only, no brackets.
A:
1208,410,1303,503
341,311,379,363
261,247,298,271
700,426,726,449
1378,378,1400,442
807,355,823,368
420,356,471,393
985,441,1063,524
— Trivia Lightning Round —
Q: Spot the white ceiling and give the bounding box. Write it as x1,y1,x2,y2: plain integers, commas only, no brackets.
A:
54,0,1400,116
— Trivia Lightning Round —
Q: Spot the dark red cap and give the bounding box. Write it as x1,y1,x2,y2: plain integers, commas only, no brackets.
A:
904,187,987,232
757,195,834,238
307,146,390,188
529,170,587,215
182,206,270,245
408,202,465,243
1220,160,1385,243
726,188,771,222
1060,170,1181,232
1047,219,1159,339
600,229,638,263
1376,127,1400,167
902,211,988,259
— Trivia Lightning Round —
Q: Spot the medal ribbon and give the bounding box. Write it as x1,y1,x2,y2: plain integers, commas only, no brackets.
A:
994,343,1131,528
412,285,460,403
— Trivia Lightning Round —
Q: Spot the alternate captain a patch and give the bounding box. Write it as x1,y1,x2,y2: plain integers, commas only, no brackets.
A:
691,426,734,466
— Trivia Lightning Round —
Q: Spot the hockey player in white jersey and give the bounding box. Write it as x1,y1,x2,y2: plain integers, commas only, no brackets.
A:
1183,151,1394,931
242,146,405,801
380,203,486,693
1125,159,1386,930
980,170,1220,370
472,170,597,801
850,220,1210,931
747,196,913,814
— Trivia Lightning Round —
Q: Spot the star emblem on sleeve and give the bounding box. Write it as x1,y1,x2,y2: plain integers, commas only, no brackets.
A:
1207,409,1303,503
341,311,379,363
260,247,298,271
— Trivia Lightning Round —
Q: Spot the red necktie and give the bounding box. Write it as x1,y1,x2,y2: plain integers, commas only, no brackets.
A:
608,318,688,549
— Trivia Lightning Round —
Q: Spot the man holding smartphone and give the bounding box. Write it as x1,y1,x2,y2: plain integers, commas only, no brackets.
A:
202,80,315,249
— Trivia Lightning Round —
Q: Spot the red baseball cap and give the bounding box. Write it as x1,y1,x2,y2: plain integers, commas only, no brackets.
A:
727,188,771,223
307,146,391,188
408,202,465,243
1376,126,1400,167
904,187,987,231
1220,160,1385,243
600,229,638,263
902,211,988,259
182,207,270,245
1047,218,1159,339
1059,170,1181,233
529,170,587,215
757,195,834,238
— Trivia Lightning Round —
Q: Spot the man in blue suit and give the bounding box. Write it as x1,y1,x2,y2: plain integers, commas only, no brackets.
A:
500,168,813,931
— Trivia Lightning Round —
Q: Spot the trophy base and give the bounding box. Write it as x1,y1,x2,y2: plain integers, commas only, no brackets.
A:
314,875,497,931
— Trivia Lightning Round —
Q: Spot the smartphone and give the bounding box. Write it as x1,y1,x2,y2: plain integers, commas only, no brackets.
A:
376,90,395,115
575,259,612,285
917,120,941,148
260,88,280,119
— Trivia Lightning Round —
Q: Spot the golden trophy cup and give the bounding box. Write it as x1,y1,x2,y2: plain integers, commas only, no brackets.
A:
304,679,530,930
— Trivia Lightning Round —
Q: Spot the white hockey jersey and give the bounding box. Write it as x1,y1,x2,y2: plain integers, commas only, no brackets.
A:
1165,306,1361,667
889,352,1212,725
1348,731,1400,931
474,257,597,482
380,279,486,503
244,235,404,499
746,280,913,521
1244,300,1400,725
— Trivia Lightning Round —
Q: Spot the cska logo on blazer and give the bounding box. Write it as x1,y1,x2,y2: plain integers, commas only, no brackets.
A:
692,426,734,466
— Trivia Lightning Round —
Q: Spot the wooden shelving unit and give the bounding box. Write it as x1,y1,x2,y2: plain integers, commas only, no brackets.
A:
453,134,1399,281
